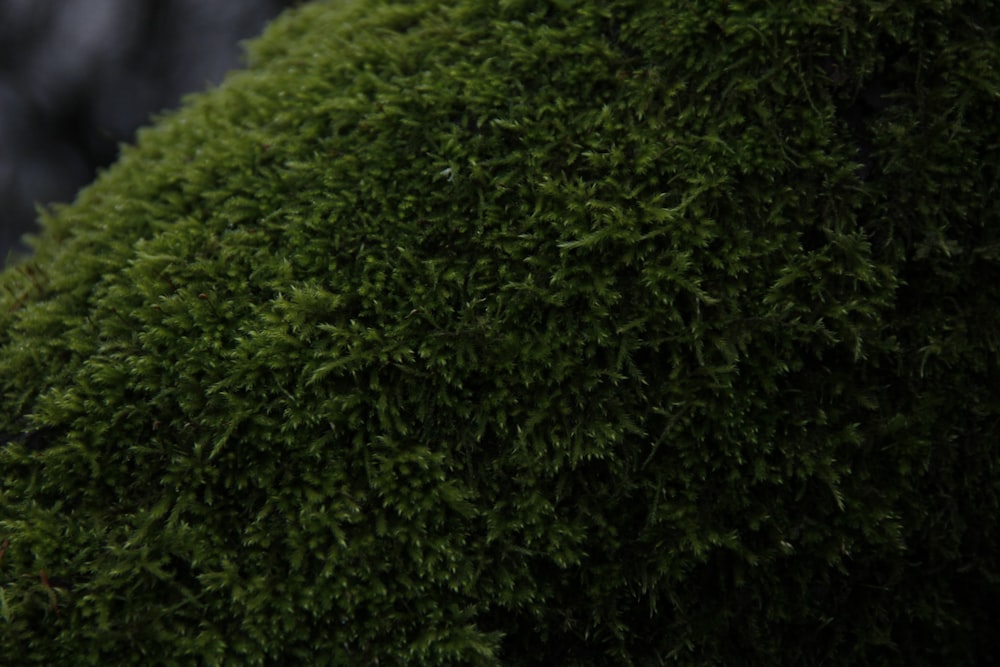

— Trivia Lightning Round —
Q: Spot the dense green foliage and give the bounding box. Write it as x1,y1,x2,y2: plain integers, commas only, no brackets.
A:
2,0,999,663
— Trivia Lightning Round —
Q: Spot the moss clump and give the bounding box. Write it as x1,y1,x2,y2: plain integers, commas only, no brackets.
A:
2,0,999,664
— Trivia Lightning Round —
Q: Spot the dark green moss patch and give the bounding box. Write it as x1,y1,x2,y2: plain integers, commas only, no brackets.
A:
2,0,999,664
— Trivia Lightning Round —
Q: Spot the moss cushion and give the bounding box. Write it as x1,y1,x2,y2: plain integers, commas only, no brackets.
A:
2,0,999,664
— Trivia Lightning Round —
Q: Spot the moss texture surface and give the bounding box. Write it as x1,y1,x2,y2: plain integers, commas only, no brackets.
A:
2,0,999,664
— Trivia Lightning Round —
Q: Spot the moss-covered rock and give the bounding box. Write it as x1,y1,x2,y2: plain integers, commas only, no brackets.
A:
2,0,999,664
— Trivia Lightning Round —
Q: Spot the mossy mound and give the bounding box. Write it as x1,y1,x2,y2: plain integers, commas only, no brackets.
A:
2,0,999,664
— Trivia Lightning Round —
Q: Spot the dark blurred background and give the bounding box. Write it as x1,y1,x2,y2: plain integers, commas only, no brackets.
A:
0,0,298,266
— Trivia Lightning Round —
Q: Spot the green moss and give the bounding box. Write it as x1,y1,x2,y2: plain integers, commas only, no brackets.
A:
2,0,999,664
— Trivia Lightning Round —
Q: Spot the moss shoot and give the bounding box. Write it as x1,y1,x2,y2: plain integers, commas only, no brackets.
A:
2,0,999,664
